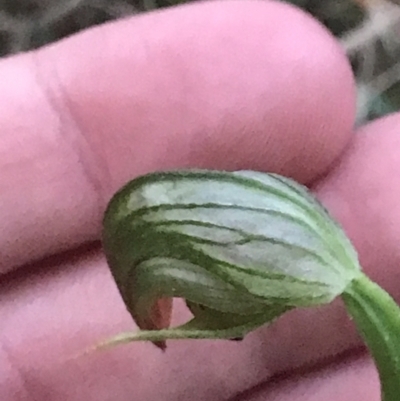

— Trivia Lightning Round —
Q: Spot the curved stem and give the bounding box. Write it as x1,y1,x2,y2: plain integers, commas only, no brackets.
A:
342,273,400,401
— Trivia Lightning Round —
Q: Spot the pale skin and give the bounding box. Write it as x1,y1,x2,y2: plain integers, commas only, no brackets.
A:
1,1,400,400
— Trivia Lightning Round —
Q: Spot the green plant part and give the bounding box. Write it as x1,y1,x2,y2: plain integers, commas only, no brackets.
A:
98,169,400,401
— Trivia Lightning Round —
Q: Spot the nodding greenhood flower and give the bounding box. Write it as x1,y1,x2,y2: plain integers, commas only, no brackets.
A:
98,169,400,401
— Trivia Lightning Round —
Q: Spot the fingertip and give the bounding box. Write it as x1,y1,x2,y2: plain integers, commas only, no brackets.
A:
0,0,356,271
36,0,356,193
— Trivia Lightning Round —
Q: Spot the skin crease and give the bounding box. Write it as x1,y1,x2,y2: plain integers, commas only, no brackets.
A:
1,0,400,400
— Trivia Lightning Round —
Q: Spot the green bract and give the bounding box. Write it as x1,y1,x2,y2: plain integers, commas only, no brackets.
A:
97,169,400,401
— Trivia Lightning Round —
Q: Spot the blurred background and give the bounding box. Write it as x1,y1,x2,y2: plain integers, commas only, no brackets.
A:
1,0,400,124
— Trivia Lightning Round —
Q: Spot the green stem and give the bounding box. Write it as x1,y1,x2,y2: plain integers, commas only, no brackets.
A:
342,273,400,401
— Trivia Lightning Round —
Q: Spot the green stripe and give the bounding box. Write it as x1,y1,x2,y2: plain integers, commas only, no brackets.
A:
123,203,344,271
268,173,357,269
151,218,337,273
137,256,332,306
104,170,357,271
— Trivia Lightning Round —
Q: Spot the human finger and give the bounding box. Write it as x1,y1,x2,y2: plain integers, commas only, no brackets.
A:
4,114,400,400
0,0,355,273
